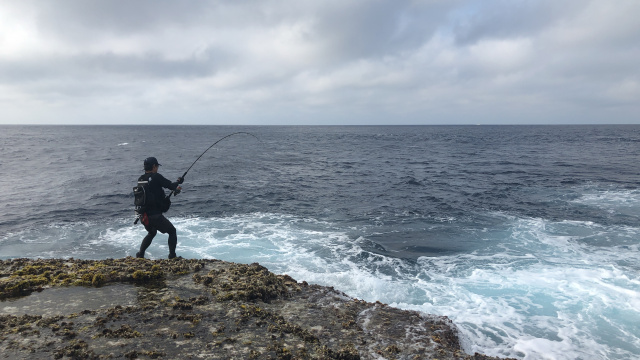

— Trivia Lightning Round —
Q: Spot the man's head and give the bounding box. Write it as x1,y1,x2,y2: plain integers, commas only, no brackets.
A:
144,157,161,172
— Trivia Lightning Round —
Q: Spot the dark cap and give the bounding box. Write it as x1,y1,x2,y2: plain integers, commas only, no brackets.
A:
144,157,162,170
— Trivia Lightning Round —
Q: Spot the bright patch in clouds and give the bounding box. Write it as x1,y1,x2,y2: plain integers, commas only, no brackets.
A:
469,38,532,70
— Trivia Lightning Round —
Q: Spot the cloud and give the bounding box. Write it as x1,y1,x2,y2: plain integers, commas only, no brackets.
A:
450,0,586,45
0,0,638,124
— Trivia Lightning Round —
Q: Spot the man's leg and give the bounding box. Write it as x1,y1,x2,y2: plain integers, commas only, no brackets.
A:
151,214,178,259
137,226,157,258
167,231,177,259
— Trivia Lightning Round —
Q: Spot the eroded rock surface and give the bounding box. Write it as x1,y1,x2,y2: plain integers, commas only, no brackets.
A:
0,258,513,359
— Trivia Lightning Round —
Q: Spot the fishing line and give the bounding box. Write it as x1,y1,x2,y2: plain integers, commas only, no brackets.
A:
170,131,260,197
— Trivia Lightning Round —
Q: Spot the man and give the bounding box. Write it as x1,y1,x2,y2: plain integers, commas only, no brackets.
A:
136,157,184,259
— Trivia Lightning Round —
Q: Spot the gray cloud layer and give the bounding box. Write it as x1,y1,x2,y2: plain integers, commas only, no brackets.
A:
1,0,638,124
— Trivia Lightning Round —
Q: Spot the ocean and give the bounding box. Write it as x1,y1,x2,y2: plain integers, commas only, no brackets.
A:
1,125,639,359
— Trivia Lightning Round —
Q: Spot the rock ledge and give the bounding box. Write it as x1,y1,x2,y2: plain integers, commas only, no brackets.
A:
0,258,513,359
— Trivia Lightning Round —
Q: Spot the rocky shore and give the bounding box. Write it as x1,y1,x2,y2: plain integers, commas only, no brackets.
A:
0,258,512,359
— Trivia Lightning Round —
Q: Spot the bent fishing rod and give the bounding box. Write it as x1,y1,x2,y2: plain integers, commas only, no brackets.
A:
170,131,260,197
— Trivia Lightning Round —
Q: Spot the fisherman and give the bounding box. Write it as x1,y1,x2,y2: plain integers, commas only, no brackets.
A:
136,157,184,259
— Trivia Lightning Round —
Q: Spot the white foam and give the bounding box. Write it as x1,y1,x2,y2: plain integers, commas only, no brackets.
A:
3,212,639,359
573,188,640,206
411,215,640,359
161,213,640,359
571,188,640,218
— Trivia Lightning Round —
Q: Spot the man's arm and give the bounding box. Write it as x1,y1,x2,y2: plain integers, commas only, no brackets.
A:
156,174,181,191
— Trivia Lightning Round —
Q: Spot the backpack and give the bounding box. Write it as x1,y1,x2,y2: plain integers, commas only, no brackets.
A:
133,175,155,217
133,174,171,220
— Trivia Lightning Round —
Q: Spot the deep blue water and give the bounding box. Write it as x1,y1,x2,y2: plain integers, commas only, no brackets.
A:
1,125,639,359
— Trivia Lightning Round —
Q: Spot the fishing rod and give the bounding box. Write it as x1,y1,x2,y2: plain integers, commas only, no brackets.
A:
134,132,260,224
170,131,260,197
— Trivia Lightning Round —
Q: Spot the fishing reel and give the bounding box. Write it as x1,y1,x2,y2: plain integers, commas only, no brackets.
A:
174,176,184,195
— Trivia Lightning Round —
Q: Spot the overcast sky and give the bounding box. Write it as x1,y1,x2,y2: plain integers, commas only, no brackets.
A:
1,0,638,125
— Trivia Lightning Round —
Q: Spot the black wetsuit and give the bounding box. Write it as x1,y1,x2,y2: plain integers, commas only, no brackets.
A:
137,173,181,259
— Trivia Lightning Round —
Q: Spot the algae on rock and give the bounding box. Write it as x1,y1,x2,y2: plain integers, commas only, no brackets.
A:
0,258,513,360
